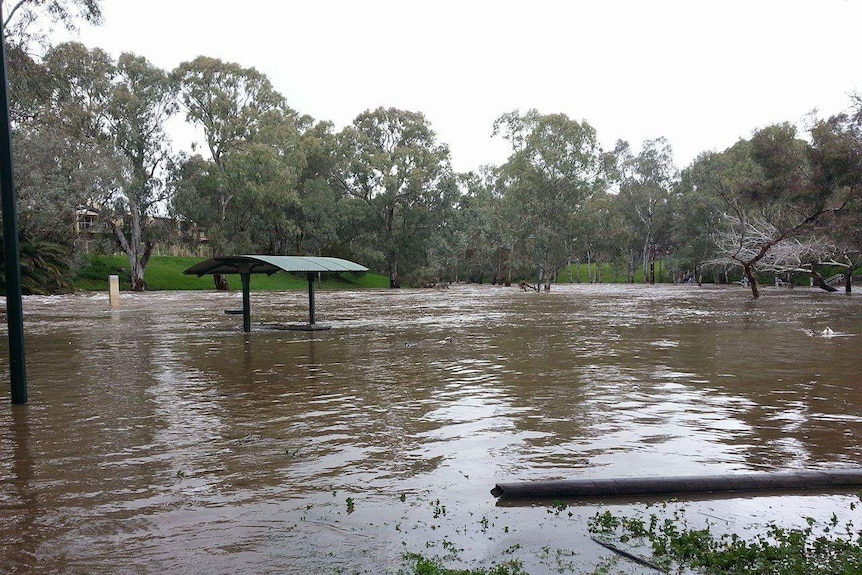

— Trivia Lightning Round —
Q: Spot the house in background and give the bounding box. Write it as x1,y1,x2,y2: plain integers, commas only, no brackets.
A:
74,206,211,257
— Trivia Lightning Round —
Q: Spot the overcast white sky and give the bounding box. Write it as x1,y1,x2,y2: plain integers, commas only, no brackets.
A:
75,0,862,173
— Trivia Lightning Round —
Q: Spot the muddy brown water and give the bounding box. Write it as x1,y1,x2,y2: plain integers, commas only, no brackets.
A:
1,284,861,574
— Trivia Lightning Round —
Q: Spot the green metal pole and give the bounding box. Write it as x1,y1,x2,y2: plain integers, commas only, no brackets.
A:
0,7,27,404
307,272,316,325
241,272,251,333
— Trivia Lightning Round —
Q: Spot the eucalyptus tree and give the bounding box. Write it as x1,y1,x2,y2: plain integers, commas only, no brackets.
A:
2,0,104,124
106,52,178,290
670,161,724,284
492,109,607,290
16,42,175,291
335,107,455,288
171,57,303,287
16,42,117,241
1,2,115,293
171,110,303,256
286,120,345,255
425,167,503,284
613,138,677,284
172,56,288,170
574,190,627,283
702,122,854,297
2,0,102,42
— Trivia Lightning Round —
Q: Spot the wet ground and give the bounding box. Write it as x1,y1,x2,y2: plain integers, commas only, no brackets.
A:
1,283,861,574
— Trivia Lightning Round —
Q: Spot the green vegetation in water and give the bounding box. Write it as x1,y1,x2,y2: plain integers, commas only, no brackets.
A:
588,497,862,575
400,553,528,575
216,491,862,574
72,254,390,291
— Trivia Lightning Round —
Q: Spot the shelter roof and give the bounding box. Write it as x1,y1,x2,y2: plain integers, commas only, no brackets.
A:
184,255,368,276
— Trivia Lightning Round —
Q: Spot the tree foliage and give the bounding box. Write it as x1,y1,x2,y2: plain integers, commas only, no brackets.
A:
335,107,455,287
492,109,607,288
697,121,857,297
6,11,862,296
615,138,677,284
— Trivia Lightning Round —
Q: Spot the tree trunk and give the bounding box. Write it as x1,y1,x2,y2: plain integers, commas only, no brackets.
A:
642,239,649,283
389,260,400,288
505,245,513,286
744,264,759,298
213,273,230,290
810,266,838,292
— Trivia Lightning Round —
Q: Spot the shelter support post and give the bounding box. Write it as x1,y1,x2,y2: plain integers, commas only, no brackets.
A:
241,272,251,333
307,272,316,325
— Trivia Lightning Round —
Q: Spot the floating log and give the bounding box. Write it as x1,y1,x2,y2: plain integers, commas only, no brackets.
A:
491,468,862,500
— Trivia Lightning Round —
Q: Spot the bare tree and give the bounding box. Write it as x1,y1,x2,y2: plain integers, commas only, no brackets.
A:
708,214,848,294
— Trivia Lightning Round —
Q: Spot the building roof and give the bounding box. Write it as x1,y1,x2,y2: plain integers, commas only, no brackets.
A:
184,255,368,276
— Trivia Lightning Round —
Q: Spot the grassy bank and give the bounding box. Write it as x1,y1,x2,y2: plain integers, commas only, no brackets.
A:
554,261,670,284
72,255,391,291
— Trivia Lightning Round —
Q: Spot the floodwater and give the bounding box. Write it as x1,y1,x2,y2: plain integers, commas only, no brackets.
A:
1,283,862,574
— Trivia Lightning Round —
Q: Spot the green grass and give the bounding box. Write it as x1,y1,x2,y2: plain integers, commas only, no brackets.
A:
72,254,390,291
554,261,670,284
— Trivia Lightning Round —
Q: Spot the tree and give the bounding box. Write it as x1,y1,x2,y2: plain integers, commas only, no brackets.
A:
2,0,103,122
9,42,175,291
285,120,343,255
569,191,614,283
672,157,725,284
2,0,102,42
493,109,607,290
172,56,288,170
615,138,677,284
702,123,854,297
171,56,301,288
103,53,177,290
335,107,455,288
18,42,121,255
445,168,506,284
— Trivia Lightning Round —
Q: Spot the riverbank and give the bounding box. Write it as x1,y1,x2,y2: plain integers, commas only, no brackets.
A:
73,254,681,291
72,254,391,291
72,254,857,293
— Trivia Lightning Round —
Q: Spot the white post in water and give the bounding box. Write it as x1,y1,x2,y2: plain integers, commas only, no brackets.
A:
108,275,120,308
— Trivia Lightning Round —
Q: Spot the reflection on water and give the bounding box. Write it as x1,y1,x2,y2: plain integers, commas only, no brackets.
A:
1,284,861,573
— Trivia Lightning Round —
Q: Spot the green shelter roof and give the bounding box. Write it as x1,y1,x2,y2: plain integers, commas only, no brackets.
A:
184,255,368,277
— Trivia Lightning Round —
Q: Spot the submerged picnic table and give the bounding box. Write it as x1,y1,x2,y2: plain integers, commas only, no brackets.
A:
184,255,368,332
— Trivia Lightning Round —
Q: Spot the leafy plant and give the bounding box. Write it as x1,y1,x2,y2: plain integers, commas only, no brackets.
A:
588,497,862,574
400,553,528,575
0,236,74,295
